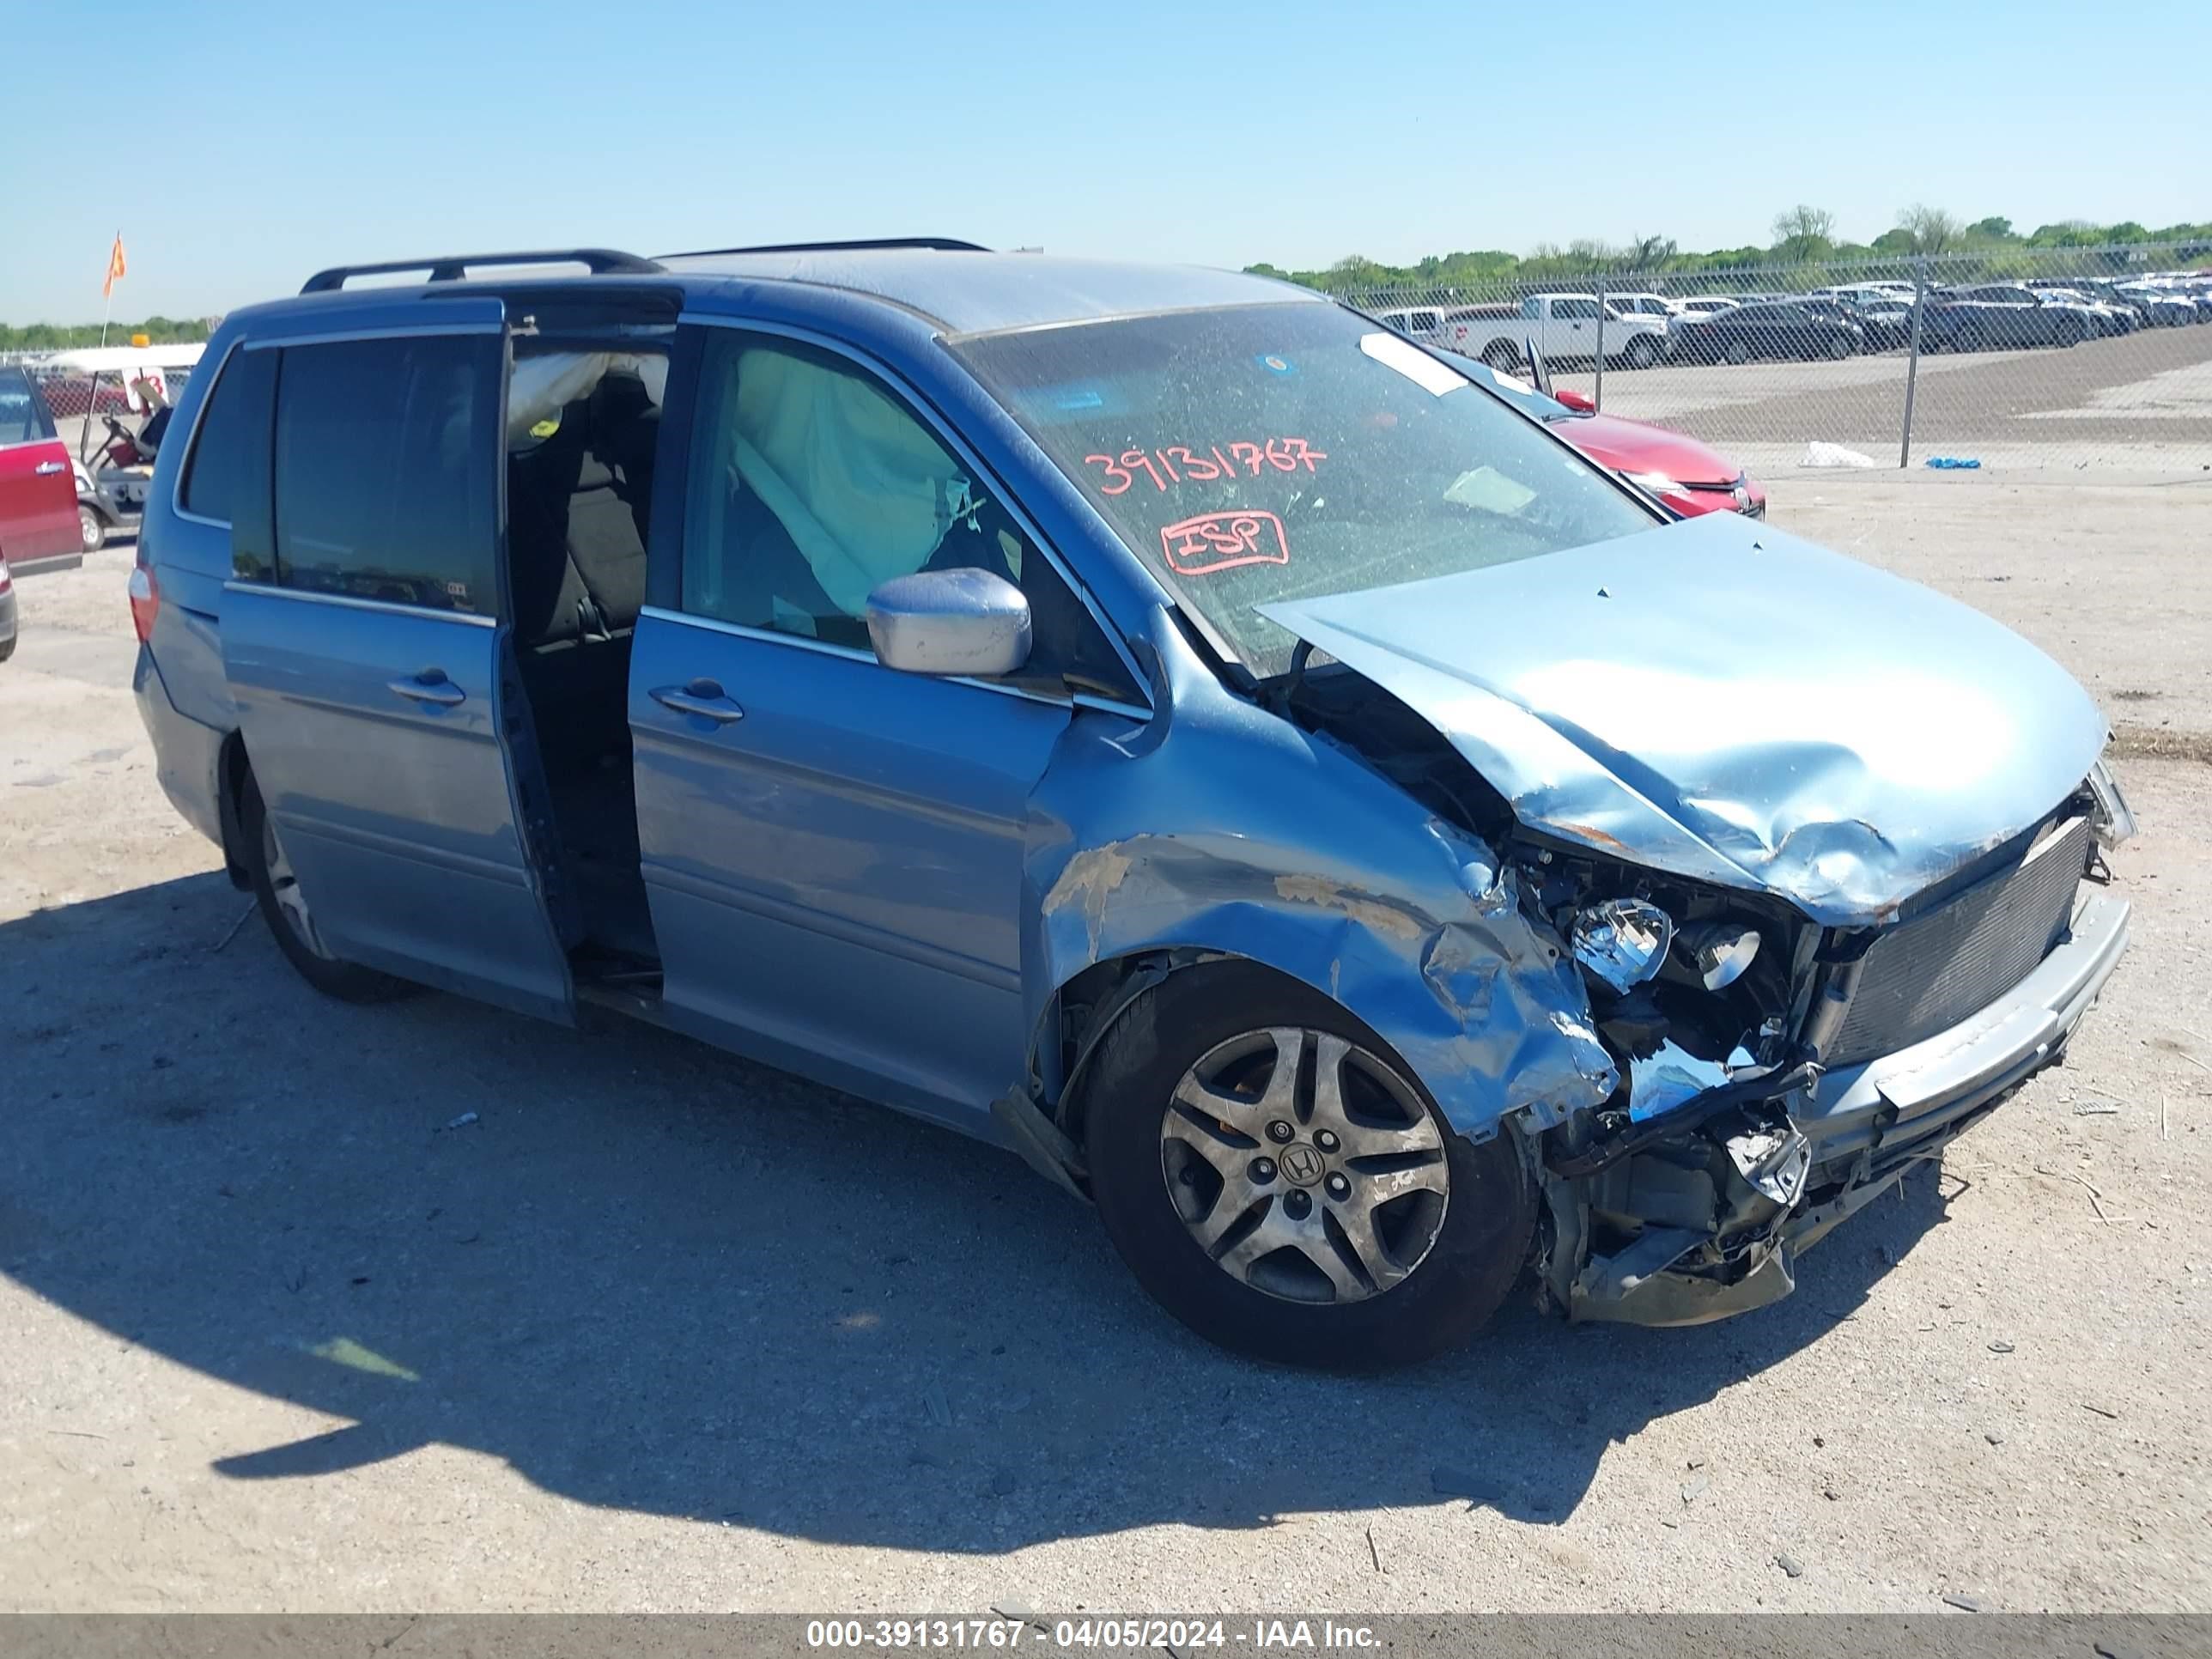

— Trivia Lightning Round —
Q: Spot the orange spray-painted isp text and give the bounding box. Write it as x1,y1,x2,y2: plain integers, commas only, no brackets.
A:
1158,511,1290,576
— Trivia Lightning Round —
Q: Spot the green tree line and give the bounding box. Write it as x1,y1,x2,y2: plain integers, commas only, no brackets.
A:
0,316,216,350
1244,210,2212,294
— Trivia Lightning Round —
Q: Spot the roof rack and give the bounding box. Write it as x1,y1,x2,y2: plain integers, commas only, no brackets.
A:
300,248,664,295
653,237,990,259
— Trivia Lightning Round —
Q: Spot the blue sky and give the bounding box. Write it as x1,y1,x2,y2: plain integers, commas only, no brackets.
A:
7,0,2204,321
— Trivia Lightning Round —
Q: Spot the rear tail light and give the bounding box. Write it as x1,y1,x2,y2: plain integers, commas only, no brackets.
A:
128,562,159,641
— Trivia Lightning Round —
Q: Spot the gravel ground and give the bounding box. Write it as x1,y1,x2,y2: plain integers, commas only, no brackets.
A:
3,477,2209,1614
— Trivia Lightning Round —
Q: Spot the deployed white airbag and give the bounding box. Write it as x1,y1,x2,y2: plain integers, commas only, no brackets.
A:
720,346,972,617
506,351,667,444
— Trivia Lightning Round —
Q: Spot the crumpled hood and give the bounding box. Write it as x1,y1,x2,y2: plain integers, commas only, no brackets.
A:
1260,511,2110,925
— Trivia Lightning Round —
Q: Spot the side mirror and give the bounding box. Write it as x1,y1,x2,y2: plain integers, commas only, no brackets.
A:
1553,387,1596,412
866,567,1032,678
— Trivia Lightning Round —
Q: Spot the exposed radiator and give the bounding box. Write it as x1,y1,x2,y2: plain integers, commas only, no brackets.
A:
1826,814,2092,1068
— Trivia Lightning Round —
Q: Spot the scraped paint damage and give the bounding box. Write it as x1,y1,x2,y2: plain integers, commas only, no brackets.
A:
1022,630,1616,1146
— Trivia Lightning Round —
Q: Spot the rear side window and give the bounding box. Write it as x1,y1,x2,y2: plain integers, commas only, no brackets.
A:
0,368,58,446
179,347,276,521
273,337,495,615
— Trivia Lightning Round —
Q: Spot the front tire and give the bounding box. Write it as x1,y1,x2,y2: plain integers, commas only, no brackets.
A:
1625,335,1662,369
1724,338,1753,365
240,772,416,1002
1083,962,1534,1370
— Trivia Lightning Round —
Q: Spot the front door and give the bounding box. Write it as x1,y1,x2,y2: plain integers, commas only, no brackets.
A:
1552,299,1595,358
629,324,1145,1127
220,312,574,1022
630,614,1064,1124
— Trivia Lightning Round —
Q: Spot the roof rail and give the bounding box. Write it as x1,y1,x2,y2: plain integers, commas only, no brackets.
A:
300,248,664,295
654,237,990,259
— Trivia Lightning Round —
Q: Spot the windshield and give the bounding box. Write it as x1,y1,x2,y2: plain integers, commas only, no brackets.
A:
951,304,1655,678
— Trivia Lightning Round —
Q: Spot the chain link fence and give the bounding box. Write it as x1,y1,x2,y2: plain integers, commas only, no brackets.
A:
1340,243,2212,475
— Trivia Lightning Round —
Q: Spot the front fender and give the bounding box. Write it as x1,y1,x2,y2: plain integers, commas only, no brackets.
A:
1021,617,1616,1142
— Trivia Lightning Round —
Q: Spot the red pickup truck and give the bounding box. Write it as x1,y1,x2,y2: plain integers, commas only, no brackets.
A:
1,365,83,580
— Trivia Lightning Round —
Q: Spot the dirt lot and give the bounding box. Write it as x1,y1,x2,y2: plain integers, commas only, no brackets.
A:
3,473,2209,1614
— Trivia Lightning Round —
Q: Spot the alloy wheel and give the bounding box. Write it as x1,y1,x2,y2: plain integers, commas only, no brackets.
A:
1158,1026,1449,1305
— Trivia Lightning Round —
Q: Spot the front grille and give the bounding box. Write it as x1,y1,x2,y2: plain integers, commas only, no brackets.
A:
1826,814,2091,1068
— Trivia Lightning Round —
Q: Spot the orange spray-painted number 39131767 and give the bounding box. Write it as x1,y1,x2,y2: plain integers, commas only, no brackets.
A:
1083,439,1326,495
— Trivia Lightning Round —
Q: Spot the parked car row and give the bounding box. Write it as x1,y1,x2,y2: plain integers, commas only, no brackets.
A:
1671,277,2212,362
1376,270,2212,370
2029,275,2209,330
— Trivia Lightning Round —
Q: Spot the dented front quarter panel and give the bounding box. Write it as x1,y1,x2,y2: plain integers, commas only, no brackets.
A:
1023,612,1617,1141
1261,510,2112,927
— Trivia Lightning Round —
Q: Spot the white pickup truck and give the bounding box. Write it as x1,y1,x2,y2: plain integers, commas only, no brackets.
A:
1441,294,1672,370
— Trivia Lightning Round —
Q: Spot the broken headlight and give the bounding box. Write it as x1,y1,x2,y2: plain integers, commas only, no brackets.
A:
1671,920,1762,991
1571,898,1674,994
2087,757,2136,849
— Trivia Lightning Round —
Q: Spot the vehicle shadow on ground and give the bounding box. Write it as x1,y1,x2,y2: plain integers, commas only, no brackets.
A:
0,873,1951,1549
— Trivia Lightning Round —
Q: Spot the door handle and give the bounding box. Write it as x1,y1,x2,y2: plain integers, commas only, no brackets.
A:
650,678,745,724
34,460,66,475
387,669,465,708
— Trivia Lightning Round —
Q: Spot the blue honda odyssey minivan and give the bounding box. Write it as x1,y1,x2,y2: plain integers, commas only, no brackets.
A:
131,242,2134,1365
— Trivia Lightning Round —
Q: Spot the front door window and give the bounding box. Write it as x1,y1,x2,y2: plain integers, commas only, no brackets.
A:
679,331,1139,702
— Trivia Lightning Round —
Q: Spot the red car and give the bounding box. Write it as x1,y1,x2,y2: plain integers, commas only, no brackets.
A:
0,365,82,581
1451,356,1765,519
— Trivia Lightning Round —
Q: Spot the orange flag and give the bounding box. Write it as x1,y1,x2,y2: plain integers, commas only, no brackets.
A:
102,234,127,299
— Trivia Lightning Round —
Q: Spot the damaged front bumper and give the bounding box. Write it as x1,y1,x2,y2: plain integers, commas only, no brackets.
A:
1547,887,2130,1327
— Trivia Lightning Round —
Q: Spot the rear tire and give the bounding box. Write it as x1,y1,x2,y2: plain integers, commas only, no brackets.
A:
79,505,106,554
240,772,416,1002
1724,338,1753,365
1082,961,1534,1370
1826,333,1852,360
1480,341,1521,372
1625,335,1662,369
